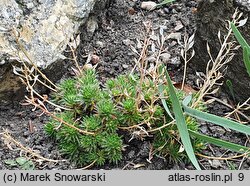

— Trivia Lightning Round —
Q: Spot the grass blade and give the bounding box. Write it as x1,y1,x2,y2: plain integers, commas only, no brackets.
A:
189,130,250,154
231,22,250,53
157,0,175,7
231,22,250,76
183,104,250,136
243,46,250,76
165,71,201,170
158,84,174,120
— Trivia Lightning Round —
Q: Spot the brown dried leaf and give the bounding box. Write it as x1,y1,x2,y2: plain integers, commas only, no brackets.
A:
173,82,197,94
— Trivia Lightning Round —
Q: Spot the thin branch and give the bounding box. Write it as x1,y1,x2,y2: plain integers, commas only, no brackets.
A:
1,130,61,163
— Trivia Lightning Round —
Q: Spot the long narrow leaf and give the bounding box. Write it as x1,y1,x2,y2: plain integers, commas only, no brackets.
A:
243,46,250,76
165,71,201,170
231,22,250,53
158,84,174,120
189,130,250,154
183,104,250,136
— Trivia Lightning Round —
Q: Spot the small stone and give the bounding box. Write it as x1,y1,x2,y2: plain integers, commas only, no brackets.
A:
171,8,178,14
167,32,181,42
160,53,171,63
127,150,135,159
141,1,157,11
86,16,98,34
200,125,208,134
0,59,5,65
91,54,100,65
156,9,165,17
96,41,104,48
186,1,197,7
23,131,29,137
210,160,222,168
163,7,170,14
246,158,250,165
174,21,184,31
128,7,136,15
150,35,158,41
83,63,93,70
216,127,226,135
136,39,142,49
122,39,131,46
169,56,180,65
26,3,34,9
122,64,129,69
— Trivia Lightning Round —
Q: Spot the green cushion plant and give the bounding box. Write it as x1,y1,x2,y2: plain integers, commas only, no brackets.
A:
44,68,203,166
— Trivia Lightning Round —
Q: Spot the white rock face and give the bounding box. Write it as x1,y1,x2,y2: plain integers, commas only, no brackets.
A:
0,0,99,68
0,0,109,103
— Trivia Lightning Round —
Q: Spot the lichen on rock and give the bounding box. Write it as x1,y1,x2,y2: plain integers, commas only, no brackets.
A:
0,0,110,103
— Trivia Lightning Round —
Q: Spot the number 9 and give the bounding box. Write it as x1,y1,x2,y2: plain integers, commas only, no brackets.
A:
238,173,244,181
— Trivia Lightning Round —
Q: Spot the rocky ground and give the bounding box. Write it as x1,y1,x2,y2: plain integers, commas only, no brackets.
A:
0,0,250,170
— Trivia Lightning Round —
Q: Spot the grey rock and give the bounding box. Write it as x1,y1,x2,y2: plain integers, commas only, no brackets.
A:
0,0,111,103
209,159,222,168
0,0,99,68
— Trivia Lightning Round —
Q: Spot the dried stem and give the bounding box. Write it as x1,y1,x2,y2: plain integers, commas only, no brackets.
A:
226,97,250,121
192,22,235,108
24,97,95,135
1,129,60,163
69,44,82,74
13,30,58,90
206,96,250,123
181,33,195,90
196,152,250,161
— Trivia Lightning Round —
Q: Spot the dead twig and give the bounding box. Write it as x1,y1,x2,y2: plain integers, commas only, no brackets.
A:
196,152,250,161
1,129,61,163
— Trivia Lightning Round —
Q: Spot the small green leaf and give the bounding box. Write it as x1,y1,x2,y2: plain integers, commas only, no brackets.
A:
157,0,175,7
165,70,201,170
21,161,35,170
226,80,235,101
227,162,237,170
4,159,17,166
158,84,174,120
16,157,28,165
182,95,192,106
243,46,250,77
